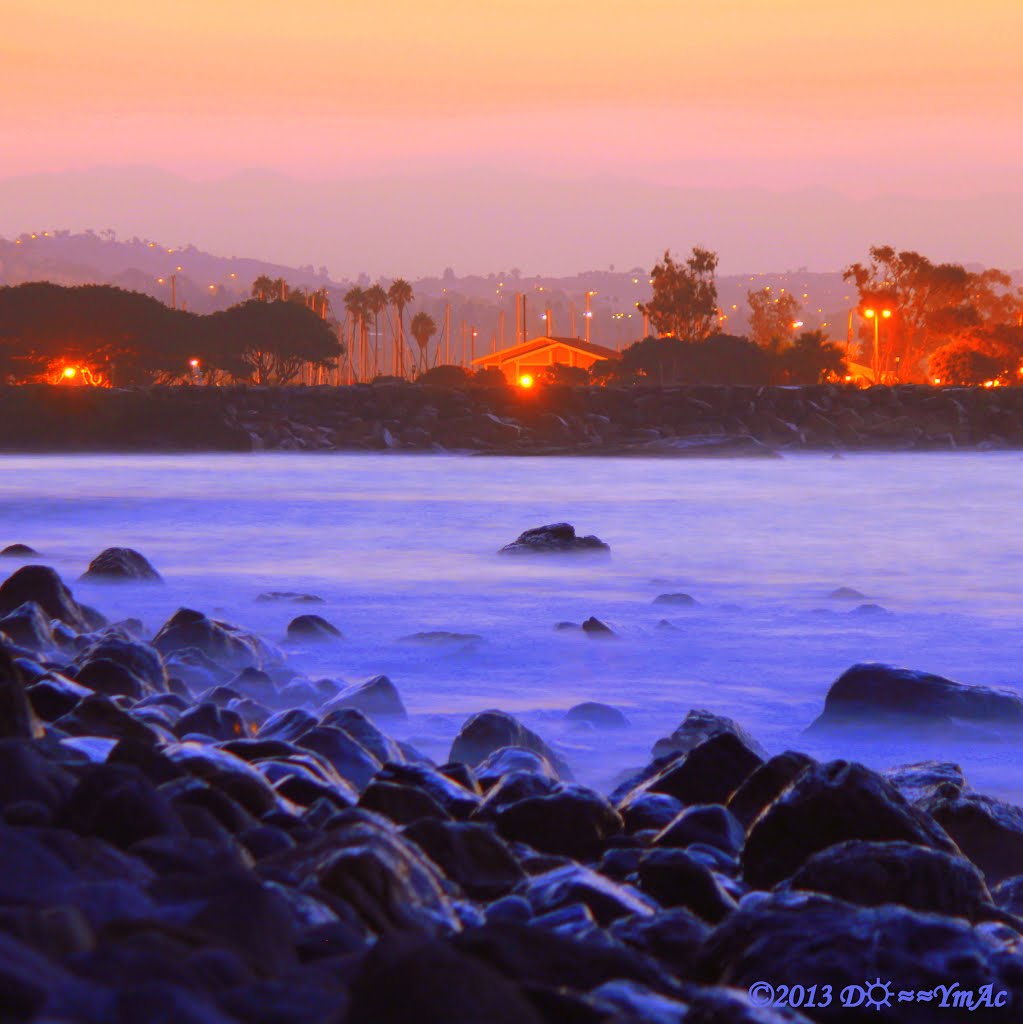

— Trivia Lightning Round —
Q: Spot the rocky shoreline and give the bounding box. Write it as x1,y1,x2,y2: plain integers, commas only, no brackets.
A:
2,382,1023,454
2,549,1023,1022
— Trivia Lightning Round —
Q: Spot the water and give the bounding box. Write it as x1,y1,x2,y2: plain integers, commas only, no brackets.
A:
2,451,1022,800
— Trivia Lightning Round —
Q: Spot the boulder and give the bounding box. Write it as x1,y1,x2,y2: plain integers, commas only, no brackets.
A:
399,631,483,645
565,702,630,729
0,543,39,557
498,522,610,556
80,547,162,583
472,770,560,821
807,662,1023,731
53,692,160,745
80,633,168,691
609,907,710,979
778,839,997,922
324,675,406,720
918,789,1023,885
0,565,91,631
742,760,960,889
652,709,767,761
521,863,657,925
450,710,571,778
992,876,1023,916
619,792,685,833
637,848,738,923
152,608,265,669
0,602,54,652
581,615,615,636
882,761,967,803
475,747,561,787
726,752,815,829
403,819,525,900
828,586,866,600
285,614,344,643
297,725,382,791
698,891,1023,1022
0,646,45,740
654,804,745,856
321,707,404,764
359,781,451,825
255,591,324,604
72,658,150,700
373,762,481,819
653,593,699,606
642,732,764,806
495,785,623,860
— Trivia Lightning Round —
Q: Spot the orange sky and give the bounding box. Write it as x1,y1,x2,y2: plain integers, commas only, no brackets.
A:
3,0,1023,192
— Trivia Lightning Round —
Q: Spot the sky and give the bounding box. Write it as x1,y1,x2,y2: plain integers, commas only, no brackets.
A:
2,0,1022,272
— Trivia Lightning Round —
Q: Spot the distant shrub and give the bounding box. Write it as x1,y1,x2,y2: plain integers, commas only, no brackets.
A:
417,364,472,388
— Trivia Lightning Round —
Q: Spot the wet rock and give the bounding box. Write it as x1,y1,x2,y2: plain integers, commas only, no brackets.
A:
637,848,738,923
566,701,630,729
27,674,92,721
72,658,150,700
0,602,54,651
285,614,344,643
359,780,452,825
654,805,745,856
496,785,623,860
175,703,246,741
727,752,815,829
348,931,544,1024
324,674,406,720
588,979,690,1023
297,725,382,791
164,648,235,692
807,662,1023,732
399,630,483,645
698,891,1023,1022
476,747,561,787
610,907,710,979
992,876,1023,916
54,692,160,745
620,791,685,833
0,565,91,631
374,762,481,819
778,839,998,922
321,707,404,765
450,710,571,778
498,522,610,556
883,761,967,802
918,789,1023,885
828,586,866,600
652,708,768,761
682,986,816,1023
642,732,764,806
522,863,657,925
404,819,525,900
581,615,615,636
850,602,890,616
81,633,168,692
0,644,44,740
255,591,324,604
152,608,265,669
473,770,561,821
80,547,163,583
0,739,75,814
742,760,959,889
164,742,280,817
1,543,39,557
653,593,699,606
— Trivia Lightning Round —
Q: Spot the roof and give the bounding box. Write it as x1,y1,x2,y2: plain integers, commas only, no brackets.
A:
472,335,620,366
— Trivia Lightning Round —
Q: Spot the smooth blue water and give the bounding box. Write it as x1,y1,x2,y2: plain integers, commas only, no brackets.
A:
2,451,1022,798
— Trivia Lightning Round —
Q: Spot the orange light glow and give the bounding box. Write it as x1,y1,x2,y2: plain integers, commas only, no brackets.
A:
62,366,77,379
933,378,942,385
518,374,534,389
189,358,200,368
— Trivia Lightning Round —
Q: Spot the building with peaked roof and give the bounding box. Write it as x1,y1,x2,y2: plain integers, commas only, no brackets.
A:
472,335,620,383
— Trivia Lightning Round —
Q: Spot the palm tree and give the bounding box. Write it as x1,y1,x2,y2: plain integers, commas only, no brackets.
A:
364,284,388,378
410,312,438,375
344,287,368,380
387,278,414,378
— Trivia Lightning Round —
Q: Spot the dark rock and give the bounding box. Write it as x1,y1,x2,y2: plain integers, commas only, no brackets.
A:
476,747,560,787
652,708,768,761
1,543,38,557
496,785,623,861
54,692,160,744
80,632,168,691
285,614,344,642
637,848,737,922
73,657,149,700
727,752,815,829
653,593,699,606
374,761,481,819
226,666,278,704
348,931,544,1024
498,522,610,556
682,986,816,1023
359,780,452,825
565,701,630,729
153,608,264,669
828,586,866,600
404,819,525,900
808,662,1023,732
654,804,745,856
399,630,483,645
851,602,890,616
522,863,657,925
450,710,571,778
164,742,280,817
320,707,404,765
742,760,960,889
0,602,54,651
27,674,92,721
918,789,1023,885
324,674,406,720
439,761,481,794
473,770,560,821
992,876,1023,916
164,648,235,692
175,703,246,741
619,792,684,833
80,546,163,583
0,739,76,813
297,725,382,791
587,979,691,1022
0,564,91,630
779,839,998,921
610,908,710,979
698,891,1023,1022
255,591,324,603
0,644,44,739
645,732,764,806
581,615,614,636
882,761,966,803
258,706,317,742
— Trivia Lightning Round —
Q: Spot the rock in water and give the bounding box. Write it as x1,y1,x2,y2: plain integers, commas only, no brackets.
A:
565,702,630,729
498,523,610,556
286,614,344,642
449,709,571,779
152,608,265,669
80,547,163,583
0,544,39,557
652,708,767,760
0,643,44,739
0,565,92,631
323,675,407,720
807,662,1023,732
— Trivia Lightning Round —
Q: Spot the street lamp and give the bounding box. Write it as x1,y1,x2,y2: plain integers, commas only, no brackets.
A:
863,308,892,382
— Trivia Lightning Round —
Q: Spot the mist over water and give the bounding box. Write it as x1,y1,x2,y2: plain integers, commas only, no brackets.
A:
3,452,1022,800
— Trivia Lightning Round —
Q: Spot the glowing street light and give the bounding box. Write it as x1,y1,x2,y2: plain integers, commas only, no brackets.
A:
518,373,535,389
62,366,77,379
863,308,893,382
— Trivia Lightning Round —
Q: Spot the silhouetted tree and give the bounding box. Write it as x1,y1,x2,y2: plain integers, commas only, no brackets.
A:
748,287,802,347
775,330,847,385
388,279,414,377
637,248,719,341
364,284,388,377
410,311,438,374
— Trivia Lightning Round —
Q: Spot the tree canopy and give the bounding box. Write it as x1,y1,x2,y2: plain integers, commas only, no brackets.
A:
637,247,719,342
